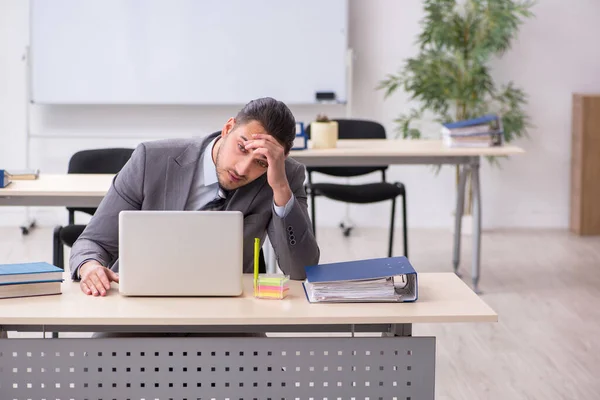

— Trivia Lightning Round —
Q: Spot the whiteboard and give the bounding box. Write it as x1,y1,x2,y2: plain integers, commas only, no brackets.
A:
30,0,348,105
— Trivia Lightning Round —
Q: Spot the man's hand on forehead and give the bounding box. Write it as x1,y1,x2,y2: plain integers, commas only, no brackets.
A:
243,133,292,206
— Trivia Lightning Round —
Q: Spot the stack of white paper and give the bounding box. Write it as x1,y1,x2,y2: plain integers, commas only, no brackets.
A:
304,277,403,303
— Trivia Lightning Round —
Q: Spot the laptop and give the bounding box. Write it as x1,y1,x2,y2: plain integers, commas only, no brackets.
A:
118,210,244,296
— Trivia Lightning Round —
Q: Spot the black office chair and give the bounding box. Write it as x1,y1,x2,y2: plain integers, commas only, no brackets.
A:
53,148,134,270
305,119,408,258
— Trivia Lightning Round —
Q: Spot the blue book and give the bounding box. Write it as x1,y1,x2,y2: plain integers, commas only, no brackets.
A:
0,262,63,285
442,114,498,129
303,256,418,303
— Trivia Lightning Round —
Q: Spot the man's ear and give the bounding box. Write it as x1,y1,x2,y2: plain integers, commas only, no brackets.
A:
221,117,236,137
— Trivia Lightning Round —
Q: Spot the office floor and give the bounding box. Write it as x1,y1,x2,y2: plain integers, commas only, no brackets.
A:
1,226,599,400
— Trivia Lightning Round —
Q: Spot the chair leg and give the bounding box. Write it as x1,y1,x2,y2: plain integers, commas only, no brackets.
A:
53,226,64,269
51,227,62,340
310,190,317,239
402,193,408,258
389,198,396,258
58,240,64,270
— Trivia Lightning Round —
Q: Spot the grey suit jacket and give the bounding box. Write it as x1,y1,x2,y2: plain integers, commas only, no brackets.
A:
69,132,320,281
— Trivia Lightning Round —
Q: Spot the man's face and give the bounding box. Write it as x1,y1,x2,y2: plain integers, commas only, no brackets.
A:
214,118,271,191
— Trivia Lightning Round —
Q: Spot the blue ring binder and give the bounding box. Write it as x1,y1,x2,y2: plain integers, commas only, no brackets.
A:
292,122,308,150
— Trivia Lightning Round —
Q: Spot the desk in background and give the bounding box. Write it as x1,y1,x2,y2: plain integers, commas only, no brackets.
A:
0,174,112,207
291,139,525,293
0,273,497,399
0,139,525,292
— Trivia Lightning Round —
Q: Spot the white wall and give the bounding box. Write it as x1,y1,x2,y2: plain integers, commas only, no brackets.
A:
0,0,28,225
2,0,600,229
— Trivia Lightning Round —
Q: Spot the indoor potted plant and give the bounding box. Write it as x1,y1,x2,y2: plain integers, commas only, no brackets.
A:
377,0,534,216
310,113,339,149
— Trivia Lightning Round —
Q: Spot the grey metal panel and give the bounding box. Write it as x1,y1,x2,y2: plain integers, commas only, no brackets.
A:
1,336,435,399
0,323,409,334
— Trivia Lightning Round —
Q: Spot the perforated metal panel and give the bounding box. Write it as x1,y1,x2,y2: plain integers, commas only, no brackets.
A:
0,337,435,400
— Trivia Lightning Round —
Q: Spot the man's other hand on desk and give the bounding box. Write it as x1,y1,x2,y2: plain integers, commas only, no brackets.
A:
79,260,119,296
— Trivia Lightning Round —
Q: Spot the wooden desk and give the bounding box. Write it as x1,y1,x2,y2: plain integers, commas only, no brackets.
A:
0,273,497,400
0,140,525,292
0,274,496,329
0,174,112,207
290,139,523,166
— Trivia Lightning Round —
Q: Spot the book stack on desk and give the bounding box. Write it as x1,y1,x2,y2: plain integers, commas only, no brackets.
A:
5,168,40,180
441,114,504,148
0,262,63,299
0,170,11,188
302,256,418,303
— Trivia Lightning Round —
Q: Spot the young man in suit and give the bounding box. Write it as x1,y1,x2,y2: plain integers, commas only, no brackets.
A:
70,97,320,296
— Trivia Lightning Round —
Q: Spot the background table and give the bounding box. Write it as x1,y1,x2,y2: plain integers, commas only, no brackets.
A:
0,139,525,292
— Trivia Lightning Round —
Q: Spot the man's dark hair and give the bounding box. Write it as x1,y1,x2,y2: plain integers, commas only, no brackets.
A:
235,97,296,154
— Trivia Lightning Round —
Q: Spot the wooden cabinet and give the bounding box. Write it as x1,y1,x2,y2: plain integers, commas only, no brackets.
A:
570,94,600,235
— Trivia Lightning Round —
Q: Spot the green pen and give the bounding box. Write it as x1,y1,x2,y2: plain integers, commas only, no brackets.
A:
254,238,260,294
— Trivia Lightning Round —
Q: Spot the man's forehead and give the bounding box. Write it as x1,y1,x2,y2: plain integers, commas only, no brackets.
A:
235,120,267,136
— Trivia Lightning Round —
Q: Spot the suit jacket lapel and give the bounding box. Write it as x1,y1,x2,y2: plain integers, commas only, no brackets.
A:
226,174,268,214
164,133,219,210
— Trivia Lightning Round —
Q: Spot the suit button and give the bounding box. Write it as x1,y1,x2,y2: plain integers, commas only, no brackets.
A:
287,226,293,232
289,235,295,241
290,239,296,246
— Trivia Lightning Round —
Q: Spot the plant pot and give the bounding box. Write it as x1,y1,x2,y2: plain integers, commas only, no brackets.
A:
311,121,338,149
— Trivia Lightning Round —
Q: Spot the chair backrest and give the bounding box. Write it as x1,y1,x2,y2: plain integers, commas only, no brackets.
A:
305,119,388,178
67,148,134,217
68,148,135,174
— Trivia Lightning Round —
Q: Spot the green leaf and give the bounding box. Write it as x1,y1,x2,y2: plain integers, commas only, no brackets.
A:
407,128,422,139
392,109,423,139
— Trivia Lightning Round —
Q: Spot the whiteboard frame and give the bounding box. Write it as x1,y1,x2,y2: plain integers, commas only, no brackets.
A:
28,0,350,106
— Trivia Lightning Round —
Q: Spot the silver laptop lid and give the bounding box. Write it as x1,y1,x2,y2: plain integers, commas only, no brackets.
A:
118,210,243,296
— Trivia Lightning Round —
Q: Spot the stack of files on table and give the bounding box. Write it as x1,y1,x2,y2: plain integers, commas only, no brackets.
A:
441,114,504,148
302,256,418,303
0,169,40,188
0,262,63,299
0,169,11,188
5,168,40,180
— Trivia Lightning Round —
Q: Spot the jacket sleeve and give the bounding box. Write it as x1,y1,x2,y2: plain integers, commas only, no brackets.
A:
267,163,320,280
69,143,147,280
